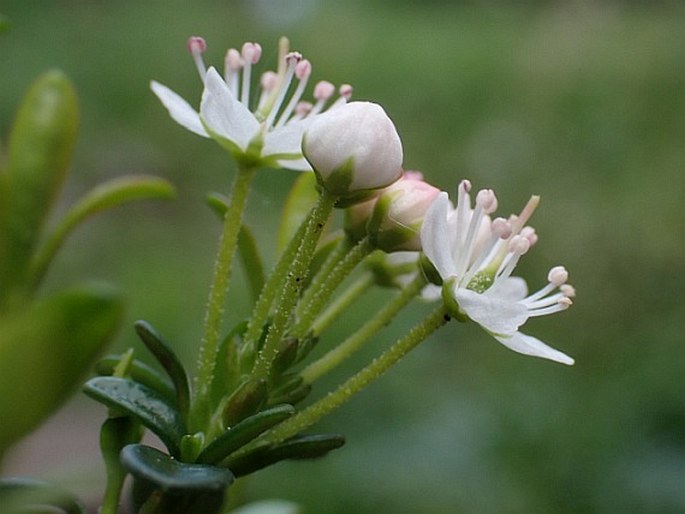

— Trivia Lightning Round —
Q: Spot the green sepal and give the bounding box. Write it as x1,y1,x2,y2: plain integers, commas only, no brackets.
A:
441,277,468,322
180,432,206,463
0,70,78,303
270,337,299,378
277,172,318,252
293,333,319,364
83,376,185,457
222,378,268,428
95,354,176,404
134,320,191,423
0,283,123,453
226,433,345,477
29,175,175,289
197,404,295,465
0,478,86,514
268,376,311,407
121,444,234,514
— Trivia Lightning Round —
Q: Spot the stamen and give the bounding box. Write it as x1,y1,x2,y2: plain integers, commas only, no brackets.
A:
309,80,335,115
560,284,576,298
454,180,472,251
224,48,242,95
188,36,208,82
275,59,312,128
456,188,494,278
330,84,354,109
511,195,540,234
520,226,538,247
462,217,511,286
240,42,262,106
493,235,530,286
548,266,569,286
528,297,572,317
257,71,278,110
264,52,301,128
292,101,313,121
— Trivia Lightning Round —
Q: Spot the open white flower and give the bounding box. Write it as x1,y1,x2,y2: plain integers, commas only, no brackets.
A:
151,36,352,171
420,180,575,365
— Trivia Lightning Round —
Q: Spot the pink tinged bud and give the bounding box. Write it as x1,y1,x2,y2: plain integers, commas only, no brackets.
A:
314,80,335,101
547,266,568,286
303,101,404,196
369,176,441,252
403,170,425,181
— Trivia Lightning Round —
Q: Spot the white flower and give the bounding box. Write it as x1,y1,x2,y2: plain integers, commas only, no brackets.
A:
420,180,575,365
302,101,403,195
151,36,352,171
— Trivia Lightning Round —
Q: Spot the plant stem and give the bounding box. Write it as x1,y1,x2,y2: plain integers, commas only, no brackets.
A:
192,165,257,429
251,190,336,380
310,272,374,336
291,237,373,338
301,272,427,384
232,305,450,459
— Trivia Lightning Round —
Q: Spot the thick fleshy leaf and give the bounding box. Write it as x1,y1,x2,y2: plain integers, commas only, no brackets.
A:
96,354,176,403
0,70,78,300
0,478,87,514
494,331,575,365
83,376,185,456
0,284,123,453
134,320,191,422
150,81,208,137
455,287,528,335
200,67,259,152
29,175,175,288
122,444,234,514
420,192,457,279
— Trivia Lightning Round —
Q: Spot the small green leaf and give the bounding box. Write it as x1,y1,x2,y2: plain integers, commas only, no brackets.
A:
0,477,87,514
222,378,268,428
134,320,191,423
29,175,175,288
277,172,319,252
83,376,185,457
0,70,78,303
96,354,176,403
197,404,295,465
0,284,123,453
226,433,345,477
121,444,234,514
210,320,247,407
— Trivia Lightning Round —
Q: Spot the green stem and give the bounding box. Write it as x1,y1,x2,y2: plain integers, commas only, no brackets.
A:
192,166,257,428
294,237,351,321
232,305,449,459
241,212,311,356
291,237,373,338
301,272,426,384
310,272,375,336
251,190,336,380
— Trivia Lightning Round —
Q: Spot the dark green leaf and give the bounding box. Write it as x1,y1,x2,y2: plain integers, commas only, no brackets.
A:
210,320,247,407
226,433,345,477
197,404,296,465
95,354,176,403
121,444,234,514
134,320,190,422
83,376,185,457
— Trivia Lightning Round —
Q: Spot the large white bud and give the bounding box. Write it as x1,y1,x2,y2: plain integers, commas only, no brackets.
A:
302,101,403,198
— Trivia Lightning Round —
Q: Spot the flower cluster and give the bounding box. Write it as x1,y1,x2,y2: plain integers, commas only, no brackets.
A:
83,34,579,514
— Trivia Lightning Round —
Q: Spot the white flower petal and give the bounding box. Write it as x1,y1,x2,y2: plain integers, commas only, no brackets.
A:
489,276,528,301
200,67,260,151
275,156,312,172
420,192,457,279
263,123,307,159
455,287,528,335
494,331,575,365
150,81,208,137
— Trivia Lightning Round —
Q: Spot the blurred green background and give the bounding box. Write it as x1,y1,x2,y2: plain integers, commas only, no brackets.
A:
1,1,684,512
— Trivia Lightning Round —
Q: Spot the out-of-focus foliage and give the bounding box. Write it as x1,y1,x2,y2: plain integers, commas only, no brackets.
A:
1,1,684,513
